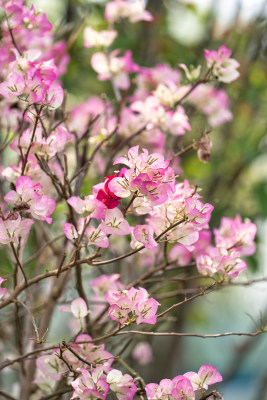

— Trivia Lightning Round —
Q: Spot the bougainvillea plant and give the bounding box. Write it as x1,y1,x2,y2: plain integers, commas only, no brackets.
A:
0,1,262,399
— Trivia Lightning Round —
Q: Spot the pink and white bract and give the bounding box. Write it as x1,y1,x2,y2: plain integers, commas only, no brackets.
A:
106,287,160,325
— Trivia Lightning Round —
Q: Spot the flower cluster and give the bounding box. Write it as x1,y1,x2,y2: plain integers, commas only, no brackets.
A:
35,313,222,400
195,215,257,277
62,140,256,282
0,54,64,108
169,214,257,278
110,146,175,206
36,333,114,387
0,0,67,108
205,45,240,83
4,176,56,224
106,287,160,325
9,126,74,159
146,364,222,400
36,331,139,400
71,367,138,400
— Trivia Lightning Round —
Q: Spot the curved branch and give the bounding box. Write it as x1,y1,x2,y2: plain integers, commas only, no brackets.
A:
0,252,99,310
117,329,266,339
92,218,186,266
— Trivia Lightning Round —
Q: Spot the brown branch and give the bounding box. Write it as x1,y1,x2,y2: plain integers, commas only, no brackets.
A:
35,155,64,198
61,340,93,368
21,106,43,176
40,387,73,400
155,287,203,300
4,324,264,374
171,129,212,160
75,114,100,144
123,192,137,217
92,218,186,266
199,391,223,400
125,262,168,290
23,234,64,266
66,12,90,50
10,242,27,285
13,300,40,343
0,346,55,372
0,390,17,400
171,142,195,159
4,11,22,55
70,127,117,183
117,329,266,339
174,66,213,107
0,326,121,371
157,283,216,318
75,262,91,333
0,252,100,310
104,125,146,175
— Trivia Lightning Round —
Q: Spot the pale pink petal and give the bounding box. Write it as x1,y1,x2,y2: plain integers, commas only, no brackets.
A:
70,297,89,318
63,223,78,240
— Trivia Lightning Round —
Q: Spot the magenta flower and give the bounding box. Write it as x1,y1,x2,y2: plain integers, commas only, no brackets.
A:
36,354,66,381
196,246,248,278
91,274,124,298
196,254,218,276
96,173,123,209
188,84,233,127
109,146,175,210
169,244,192,267
64,334,114,373
132,341,153,365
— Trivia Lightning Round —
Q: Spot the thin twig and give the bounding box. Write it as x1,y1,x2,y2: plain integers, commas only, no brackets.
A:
0,252,100,310
4,11,22,55
0,390,17,400
10,242,28,285
40,387,73,400
157,283,216,318
70,127,117,183
13,300,40,343
104,125,146,175
23,234,64,266
117,329,266,339
92,218,186,266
